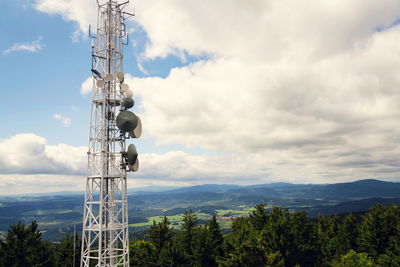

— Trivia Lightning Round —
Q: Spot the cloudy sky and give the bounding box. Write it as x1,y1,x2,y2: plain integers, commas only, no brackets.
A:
1,0,400,194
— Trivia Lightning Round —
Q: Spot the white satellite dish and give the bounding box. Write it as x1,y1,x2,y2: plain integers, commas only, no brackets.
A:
105,73,114,81
125,90,133,98
120,83,129,92
130,116,142,138
129,158,139,172
116,72,124,81
96,80,105,88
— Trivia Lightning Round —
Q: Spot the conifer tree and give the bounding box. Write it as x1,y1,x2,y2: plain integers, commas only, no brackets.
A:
337,213,358,255
55,233,81,267
316,214,339,261
191,215,224,267
219,216,265,266
0,221,55,267
148,216,173,252
249,203,268,231
193,225,215,267
358,204,400,264
332,250,374,267
288,211,319,266
180,209,199,257
261,207,292,258
207,214,224,259
158,240,190,267
358,205,391,257
129,240,157,267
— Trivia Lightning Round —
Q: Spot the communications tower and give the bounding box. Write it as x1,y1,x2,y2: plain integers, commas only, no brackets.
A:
81,1,141,266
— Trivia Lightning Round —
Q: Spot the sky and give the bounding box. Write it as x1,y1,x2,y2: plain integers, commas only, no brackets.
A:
1,0,400,195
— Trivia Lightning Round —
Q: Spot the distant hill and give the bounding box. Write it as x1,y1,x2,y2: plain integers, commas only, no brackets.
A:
137,179,400,200
153,184,242,194
127,185,181,194
4,179,398,199
307,197,400,217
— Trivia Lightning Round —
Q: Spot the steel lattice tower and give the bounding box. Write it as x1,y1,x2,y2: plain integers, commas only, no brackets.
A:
81,1,138,266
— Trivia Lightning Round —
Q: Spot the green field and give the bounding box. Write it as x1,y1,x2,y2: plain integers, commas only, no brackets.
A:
129,208,256,230
129,213,212,228
37,221,62,226
215,207,255,217
25,209,73,216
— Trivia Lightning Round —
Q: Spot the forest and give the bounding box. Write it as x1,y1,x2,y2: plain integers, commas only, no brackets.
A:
0,204,398,267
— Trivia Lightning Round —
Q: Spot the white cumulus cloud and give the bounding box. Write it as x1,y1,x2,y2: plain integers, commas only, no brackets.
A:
0,174,84,195
53,114,72,127
80,77,93,96
3,37,43,54
34,0,97,41
129,1,400,183
0,134,86,175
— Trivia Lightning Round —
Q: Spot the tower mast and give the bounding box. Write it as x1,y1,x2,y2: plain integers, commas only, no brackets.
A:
81,1,139,266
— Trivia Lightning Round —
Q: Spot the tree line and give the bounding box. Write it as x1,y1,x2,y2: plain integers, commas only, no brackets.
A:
0,204,398,266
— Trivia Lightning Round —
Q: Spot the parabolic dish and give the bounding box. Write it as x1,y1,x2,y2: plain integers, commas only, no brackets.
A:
125,90,133,98
116,72,124,81
96,80,105,88
130,116,142,138
105,73,114,81
126,144,138,165
120,83,129,92
123,98,134,109
116,110,138,132
129,158,139,172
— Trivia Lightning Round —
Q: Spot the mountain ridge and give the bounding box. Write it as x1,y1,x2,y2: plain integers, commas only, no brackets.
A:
1,178,399,197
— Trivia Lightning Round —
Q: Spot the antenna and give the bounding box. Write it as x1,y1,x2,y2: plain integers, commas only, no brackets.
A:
73,224,76,267
88,25,96,39
80,1,139,266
